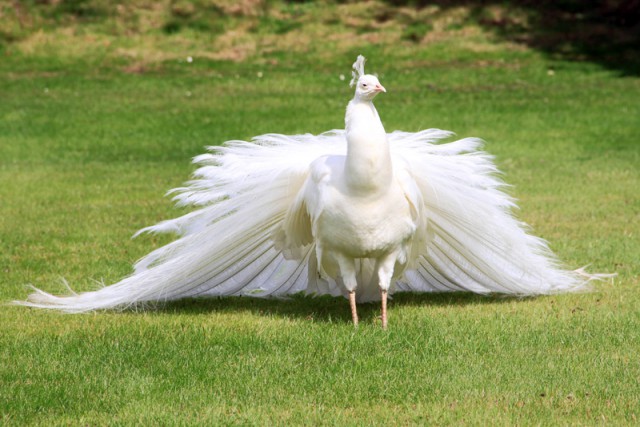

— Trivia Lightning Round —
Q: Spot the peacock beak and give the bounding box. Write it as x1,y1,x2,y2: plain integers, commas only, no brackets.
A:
375,84,386,93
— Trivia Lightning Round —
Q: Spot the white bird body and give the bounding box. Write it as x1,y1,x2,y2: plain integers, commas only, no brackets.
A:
306,99,414,268
16,56,606,326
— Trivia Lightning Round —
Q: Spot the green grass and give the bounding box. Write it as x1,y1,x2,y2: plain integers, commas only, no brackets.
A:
1,4,639,425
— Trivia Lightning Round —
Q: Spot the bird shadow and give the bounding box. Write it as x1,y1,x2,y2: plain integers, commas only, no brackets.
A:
148,292,523,325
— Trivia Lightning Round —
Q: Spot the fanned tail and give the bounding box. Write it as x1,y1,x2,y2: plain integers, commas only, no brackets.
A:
15,132,347,312
14,128,610,312
390,129,610,295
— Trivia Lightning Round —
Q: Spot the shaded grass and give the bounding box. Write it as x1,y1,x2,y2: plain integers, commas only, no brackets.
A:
1,22,639,425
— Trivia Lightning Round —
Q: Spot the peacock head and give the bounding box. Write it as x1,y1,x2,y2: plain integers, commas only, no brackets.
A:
350,55,386,101
354,75,386,101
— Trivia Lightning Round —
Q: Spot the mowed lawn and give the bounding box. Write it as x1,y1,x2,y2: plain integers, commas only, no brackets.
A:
1,45,639,424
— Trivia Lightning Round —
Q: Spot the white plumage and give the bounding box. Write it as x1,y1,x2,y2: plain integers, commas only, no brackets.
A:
17,55,602,327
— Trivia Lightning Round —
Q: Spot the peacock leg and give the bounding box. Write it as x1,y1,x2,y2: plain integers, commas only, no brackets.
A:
349,290,358,327
376,252,397,330
380,289,388,330
335,254,358,327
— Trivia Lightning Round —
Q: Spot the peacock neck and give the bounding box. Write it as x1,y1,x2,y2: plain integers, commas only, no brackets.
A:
344,98,392,194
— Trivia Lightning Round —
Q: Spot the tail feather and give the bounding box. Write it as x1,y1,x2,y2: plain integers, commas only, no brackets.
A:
391,129,605,296
15,132,343,312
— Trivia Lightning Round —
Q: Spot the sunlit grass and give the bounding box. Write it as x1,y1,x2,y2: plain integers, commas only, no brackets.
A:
1,10,639,424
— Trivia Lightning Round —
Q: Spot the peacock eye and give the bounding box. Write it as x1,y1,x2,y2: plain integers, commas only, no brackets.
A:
362,84,367,87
